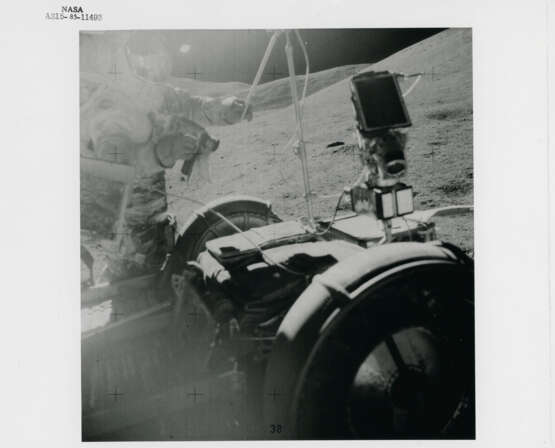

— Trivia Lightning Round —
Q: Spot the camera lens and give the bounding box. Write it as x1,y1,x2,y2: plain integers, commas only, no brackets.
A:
385,159,406,176
383,147,406,176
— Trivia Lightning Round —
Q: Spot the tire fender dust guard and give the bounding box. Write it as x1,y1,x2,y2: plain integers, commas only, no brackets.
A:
263,241,474,439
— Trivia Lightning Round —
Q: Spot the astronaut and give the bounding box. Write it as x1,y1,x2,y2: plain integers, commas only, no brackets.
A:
80,31,252,281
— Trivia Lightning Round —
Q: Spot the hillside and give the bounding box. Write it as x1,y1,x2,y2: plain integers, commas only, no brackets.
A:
165,28,474,252
81,28,474,282
168,77,249,99
234,64,368,111
168,63,368,112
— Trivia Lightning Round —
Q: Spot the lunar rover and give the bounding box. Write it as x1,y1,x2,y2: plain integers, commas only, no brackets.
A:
81,30,474,440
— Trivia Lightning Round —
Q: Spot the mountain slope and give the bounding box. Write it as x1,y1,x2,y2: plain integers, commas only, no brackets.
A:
168,63,368,111
235,64,368,111
166,28,473,251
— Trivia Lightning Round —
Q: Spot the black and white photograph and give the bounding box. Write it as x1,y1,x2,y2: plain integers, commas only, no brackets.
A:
1,1,552,446
80,28,475,440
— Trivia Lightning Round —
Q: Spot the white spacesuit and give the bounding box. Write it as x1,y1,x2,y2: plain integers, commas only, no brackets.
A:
80,31,252,280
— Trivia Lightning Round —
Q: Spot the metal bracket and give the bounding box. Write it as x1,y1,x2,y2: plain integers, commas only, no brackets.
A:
312,274,353,306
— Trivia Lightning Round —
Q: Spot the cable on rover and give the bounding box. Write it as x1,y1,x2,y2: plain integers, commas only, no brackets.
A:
150,188,306,277
312,188,347,236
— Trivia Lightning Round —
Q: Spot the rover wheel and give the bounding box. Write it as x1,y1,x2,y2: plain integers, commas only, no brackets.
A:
265,260,474,439
175,195,281,261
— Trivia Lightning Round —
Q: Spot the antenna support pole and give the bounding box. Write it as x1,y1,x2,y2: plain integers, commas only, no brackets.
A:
284,31,315,227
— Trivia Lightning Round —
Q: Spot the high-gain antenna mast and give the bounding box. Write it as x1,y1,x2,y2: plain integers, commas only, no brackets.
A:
242,30,315,227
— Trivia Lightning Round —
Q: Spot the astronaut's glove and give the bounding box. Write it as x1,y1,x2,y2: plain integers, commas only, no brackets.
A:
221,97,253,124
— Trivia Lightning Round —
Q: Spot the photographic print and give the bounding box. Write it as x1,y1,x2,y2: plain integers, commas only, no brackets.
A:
80,28,474,441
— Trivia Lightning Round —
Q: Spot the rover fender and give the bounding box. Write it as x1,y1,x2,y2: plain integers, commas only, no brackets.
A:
264,241,474,439
174,195,281,261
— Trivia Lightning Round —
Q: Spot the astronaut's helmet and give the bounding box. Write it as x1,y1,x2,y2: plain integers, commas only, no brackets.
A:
126,32,174,82
79,30,173,82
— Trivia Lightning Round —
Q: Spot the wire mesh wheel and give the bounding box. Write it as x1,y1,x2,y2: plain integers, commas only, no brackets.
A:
265,259,474,440
175,197,281,262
